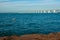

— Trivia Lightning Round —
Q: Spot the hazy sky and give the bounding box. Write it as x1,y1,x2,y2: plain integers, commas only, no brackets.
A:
0,0,60,13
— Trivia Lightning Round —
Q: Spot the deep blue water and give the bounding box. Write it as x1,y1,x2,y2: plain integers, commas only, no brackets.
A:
0,13,60,36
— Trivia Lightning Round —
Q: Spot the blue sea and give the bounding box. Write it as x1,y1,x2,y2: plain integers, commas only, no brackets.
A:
0,13,60,36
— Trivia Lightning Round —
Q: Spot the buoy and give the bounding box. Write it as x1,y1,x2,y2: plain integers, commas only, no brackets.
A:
12,18,16,22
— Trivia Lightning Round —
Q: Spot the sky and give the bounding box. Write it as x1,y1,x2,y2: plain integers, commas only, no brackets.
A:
0,0,60,13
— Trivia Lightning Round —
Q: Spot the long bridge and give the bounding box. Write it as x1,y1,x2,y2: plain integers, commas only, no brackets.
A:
35,10,60,13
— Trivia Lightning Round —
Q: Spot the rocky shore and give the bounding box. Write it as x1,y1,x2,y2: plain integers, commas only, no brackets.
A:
0,32,60,40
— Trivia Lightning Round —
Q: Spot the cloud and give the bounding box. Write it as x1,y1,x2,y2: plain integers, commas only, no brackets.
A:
0,0,8,1
0,0,56,2
0,0,60,13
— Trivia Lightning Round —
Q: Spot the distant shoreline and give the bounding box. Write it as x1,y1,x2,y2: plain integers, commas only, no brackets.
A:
0,12,60,14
